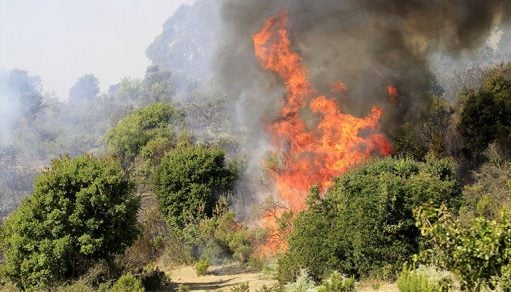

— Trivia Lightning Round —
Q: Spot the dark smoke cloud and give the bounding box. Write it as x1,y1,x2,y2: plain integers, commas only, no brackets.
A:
216,0,511,216
218,0,511,134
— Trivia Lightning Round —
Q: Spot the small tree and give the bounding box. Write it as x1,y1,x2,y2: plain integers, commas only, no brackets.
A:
0,155,140,289
156,145,236,228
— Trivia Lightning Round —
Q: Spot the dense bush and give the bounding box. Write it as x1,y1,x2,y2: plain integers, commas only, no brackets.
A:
284,269,317,292
458,63,511,160
156,144,237,228
109,273,144,292
461,143,511,221
105,103,183,166
415,204,511,290
0,155,140,289
396,266,452,292
277,156,461,283
189,197,263,263
194,258,210,276
393,96,454,160
317,271,356,292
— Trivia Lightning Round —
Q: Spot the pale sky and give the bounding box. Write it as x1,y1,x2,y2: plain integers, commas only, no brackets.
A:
0,0,194,98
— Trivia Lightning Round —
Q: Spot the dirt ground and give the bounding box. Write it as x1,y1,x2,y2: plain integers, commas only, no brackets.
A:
161,263,399,291
165,264,277,291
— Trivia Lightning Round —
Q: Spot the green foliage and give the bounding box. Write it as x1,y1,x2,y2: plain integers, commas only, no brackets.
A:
105,103,183,165
194,258,210,276
394,96,453,160
278,156,461,283
177,284,191,292
317,271,356,292
230,282,249,292
191,198,263,264
415,205,511,290
458,63,511,159
156,145,237,228
0,155,140,289
461,143,511,221
109,273,144,292
55,280,94,292
123,209,170,270
396,266,452,292
134,266,168,291
284,269,317,292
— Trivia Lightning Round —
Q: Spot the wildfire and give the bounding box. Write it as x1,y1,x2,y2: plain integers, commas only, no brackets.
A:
253,12,392,254
386,86,399,105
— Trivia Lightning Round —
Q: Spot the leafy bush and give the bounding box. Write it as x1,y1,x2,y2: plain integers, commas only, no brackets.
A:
55,280,94,292
133,266,168,291
177,284,191,292
109,273,144,292
317,271,355,292
284,269,316,292
0,155,140,289
194,258,210,276
231,282,249,292
105,103,183,165
458,63,511,160
415,205,511,290
278,156,461,283
156,144,237,228
461,143,511,221
123,209,170,270
190,198,263,264
396,266,452,292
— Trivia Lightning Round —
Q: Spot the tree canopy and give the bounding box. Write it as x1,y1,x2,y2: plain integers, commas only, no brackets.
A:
105,103,183,165
0,155,140,289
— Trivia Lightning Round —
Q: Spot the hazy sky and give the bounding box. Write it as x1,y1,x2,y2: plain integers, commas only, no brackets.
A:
0,0,194,98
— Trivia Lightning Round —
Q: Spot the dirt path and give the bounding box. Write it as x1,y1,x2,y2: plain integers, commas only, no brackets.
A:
166,264,276,291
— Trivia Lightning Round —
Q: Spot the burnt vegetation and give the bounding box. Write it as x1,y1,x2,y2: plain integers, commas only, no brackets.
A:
2,0,511,291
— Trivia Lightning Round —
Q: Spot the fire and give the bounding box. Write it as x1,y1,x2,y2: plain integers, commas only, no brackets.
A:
387,86,399,105
253,12,392,254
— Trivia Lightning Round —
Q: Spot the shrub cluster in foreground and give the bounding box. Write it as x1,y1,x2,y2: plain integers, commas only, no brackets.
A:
277,156,461,283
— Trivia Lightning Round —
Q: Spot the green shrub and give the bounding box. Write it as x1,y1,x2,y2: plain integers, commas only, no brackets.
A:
284,269,316,292
177,284,190,292
415,205,511,290
133,266,168,291
396,266,452,292
458,63,511,160
0,155,140,289
194,258,210,276
156,144,237,228
278,156,461,283
109,273,144,292
191,198,263,264
317,271,355,292
231,282,249,292
105,103,182,165
123,209,170,270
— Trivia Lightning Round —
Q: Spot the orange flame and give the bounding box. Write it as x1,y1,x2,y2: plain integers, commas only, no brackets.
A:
386,86,399,105
253,12,392,254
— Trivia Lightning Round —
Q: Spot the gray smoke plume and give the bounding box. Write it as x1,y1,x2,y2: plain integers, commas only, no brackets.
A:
215,0,511,217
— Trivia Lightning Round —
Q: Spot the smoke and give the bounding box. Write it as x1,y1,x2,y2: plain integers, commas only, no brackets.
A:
216,0,511,216
220,0,510,122
0,69,43,145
